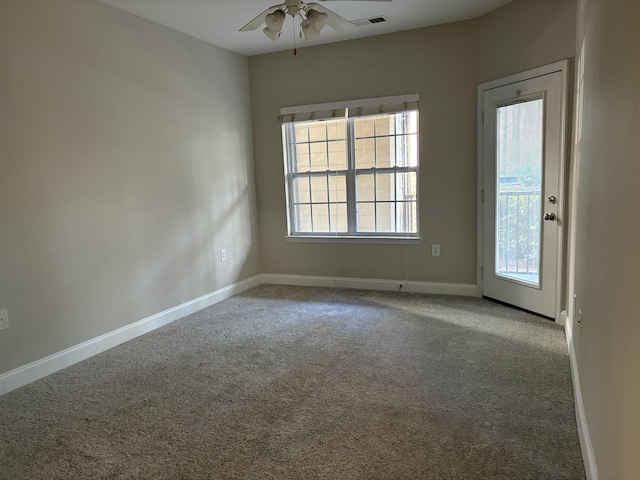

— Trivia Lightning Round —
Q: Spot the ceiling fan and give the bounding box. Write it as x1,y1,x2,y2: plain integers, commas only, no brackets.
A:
240,0,391,44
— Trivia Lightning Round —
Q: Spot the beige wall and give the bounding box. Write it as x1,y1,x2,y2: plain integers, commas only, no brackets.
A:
476,0,577,83
570,0,640,476
251,22,478,283
0,0,260,374
249,0,576,285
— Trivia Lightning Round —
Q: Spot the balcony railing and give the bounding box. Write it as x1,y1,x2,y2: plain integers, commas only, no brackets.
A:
496,190,541,277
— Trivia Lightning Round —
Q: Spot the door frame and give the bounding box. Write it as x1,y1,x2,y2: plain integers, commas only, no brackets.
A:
477,60,570,322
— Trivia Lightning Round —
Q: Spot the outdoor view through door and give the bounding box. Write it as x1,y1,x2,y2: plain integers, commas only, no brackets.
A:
496,99,544,287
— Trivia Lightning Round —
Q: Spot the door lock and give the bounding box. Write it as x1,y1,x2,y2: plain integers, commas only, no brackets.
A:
544,213,556,221
548,195,557,204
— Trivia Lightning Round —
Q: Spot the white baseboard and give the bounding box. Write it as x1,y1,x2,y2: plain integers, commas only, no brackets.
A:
558,309,567,327
565,316,599,480
260,274,480,297
0,273,477,396
0,275,262,396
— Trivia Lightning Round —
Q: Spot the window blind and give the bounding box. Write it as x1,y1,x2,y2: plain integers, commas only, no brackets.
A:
280,94,419,124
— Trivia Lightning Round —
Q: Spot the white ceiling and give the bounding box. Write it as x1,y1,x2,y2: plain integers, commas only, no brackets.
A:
96,0,513,57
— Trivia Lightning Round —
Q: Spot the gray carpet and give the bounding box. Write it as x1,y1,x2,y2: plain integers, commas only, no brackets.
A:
0,285,585,479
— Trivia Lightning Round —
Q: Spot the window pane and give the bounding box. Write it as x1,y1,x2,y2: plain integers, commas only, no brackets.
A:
376,202,395,232
295,204,312,232
357,202,375,232
308,121,326,142
310,142,327,171
311,175,328,203
295,144,310,172
395,133,419,167
405,111,418,134
330,203,348,232
328,140,347,170
294,177,310,203
312,204,329,231
294,123,309,143
496,99,543,286
327,119,346,140
375,115,394,136
356,138,375,169
396,202,417,233
396,172,417,201
376,137,394,168
376,173,394,201
328,174,347,203
357,173,374,202
355,117,375,138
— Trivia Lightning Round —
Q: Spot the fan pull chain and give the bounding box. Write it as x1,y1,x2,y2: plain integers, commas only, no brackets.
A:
293,15,297,55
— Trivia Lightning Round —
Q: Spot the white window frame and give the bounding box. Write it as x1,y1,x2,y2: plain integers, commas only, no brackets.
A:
281,94,421,243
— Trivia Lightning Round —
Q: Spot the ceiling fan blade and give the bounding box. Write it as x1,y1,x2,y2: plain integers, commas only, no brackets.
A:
239,5,281,31
307,3,354,31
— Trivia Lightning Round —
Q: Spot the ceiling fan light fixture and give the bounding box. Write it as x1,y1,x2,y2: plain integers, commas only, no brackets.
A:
240,0,358,48
263,26,280,41
306,9,328,32
301,19,321,42
265,9,285,32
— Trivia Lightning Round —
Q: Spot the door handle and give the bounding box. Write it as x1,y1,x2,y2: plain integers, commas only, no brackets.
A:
544,213,556,221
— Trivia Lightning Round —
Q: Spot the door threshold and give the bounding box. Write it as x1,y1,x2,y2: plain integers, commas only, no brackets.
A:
483,296,555,321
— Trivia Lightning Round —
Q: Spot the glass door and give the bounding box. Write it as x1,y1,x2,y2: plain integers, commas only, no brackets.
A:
482,69,565,319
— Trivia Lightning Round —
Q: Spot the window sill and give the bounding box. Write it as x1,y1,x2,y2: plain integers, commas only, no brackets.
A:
285,235,423,245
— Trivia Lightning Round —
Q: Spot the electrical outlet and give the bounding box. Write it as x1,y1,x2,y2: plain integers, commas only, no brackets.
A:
0,310,8,331
431,244,441,256
220,249,227,262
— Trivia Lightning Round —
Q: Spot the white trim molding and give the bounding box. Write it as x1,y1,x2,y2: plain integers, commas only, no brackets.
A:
281,93,419,117
285,235,423,245
261,274,480,297
0,274,479,396
565,316,599,480
0,275,262,396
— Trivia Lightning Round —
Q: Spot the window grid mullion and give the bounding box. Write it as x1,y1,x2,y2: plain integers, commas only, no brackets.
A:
373,118,377,234
324,130,333,234
304,140,312,230
287,124,298,232
394,170,398,232
373,172,378,233
346,119,357,233
326,173,332,233
305,175,312,232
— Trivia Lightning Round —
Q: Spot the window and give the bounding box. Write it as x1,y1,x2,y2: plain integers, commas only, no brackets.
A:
282,95,419,239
